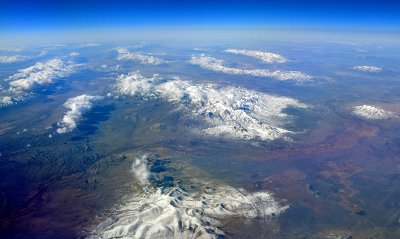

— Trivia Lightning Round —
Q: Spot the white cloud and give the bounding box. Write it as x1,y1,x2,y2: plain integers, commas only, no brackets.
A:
0,59,78,108
56,94,103,134
0,95,30,108
352,65,382,73
116,47,165,65
352,105,395,119
225,48,288,63
131,155,150,185
69,52,80,57
80,43,101,48
0,96,13,107
7,59,77,92
116,72,308,141
0,55,29,63
89,154,287,239
190,54,311,82
38,50,48,57
115,71,160,96
0,50,48,64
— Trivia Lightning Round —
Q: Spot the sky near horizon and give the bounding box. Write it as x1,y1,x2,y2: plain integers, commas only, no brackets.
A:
0,0,399,43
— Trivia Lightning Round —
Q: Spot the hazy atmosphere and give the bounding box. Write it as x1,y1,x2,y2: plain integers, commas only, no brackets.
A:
1,1,400,239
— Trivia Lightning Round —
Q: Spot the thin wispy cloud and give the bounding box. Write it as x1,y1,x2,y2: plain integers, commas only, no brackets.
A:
190,54,311,82
56,94,103,134
0,46,23,52
0,50,48,64
0,55,30,63
352,65,382,73
78,43,102,48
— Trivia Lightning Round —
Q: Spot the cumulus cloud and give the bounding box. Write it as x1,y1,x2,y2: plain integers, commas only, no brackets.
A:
116,47,165,65
190,54,311,82
116,72,308,141
131,155,151,185
0,59,78,108
352,65,382,73
56,94,102,134
351,105,395,119
115,71,160,96
225,48,288,63
0,95,31,108
90,155,287,239
7,58,78,92
0,96,13,107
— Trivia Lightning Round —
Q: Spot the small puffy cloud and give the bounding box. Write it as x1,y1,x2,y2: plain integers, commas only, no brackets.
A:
116,47,165,65
69,52,80,57
352,105,395,119
225,49,288,63
190,54,311,82
116,72,308,141
0,95,30,108
0,96,13,107
57,94,103,134
352,65,382,73
7,59,77,92
0,55,29,63
131,155,150,185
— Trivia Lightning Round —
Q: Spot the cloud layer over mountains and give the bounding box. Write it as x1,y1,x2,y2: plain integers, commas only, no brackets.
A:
116,71,308,141
190,54,311,82
0,59,78,107
225,49,288,63
90,155,287,239
116,47,165,65
352,105,395,119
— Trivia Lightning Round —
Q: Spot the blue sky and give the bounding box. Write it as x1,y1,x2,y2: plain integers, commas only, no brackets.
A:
1,0,399,30
0,0,399,44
